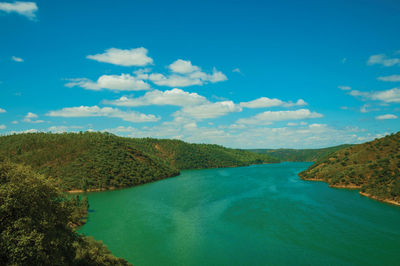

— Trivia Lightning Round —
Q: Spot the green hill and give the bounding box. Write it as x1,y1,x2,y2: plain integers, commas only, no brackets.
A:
0,132,278,191
299,132,400,206
249,144,352,162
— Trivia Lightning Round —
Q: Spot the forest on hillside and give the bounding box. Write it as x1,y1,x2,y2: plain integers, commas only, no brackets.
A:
0,132,278,191
299,132,400,205
249,144,352,162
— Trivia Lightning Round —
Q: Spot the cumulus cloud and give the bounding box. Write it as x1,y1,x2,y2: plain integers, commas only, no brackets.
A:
46,105,160,123
11,56,23,62
236,109,323,125
377,75,400,82
367,53,400,67
0,108,6,113
146,73,203,87
22,112,44,123
168,59,200,74
87,47,153,66
375,114,398,120
348,88,400,103
240,97,307,108
65,74,150,91
0,1,38,20
370,88,400,103
174,101,242,120
140,59,227,87
0,124,6,130
103,88,208,107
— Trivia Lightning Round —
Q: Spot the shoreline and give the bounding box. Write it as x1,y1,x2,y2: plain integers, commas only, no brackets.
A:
359,192,400,207
300,176,400,207
68,187,117,194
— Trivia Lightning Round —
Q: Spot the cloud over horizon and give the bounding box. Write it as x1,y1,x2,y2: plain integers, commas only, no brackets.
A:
46,105,160,123
236,109,323,125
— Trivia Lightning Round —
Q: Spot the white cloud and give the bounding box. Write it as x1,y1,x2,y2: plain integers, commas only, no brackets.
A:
338,85,351,91
0,108,6,113
8,128,39,134
377,75,400,82
0,1,38,20
367,53,400,67
174,101,242,120
0,124,6,130
232,68,241,73
147,73,203,87
348,90,369,97
348,88,400,103
240,97,307,108
11,56,23,62
168,59,200,74
236,109,323,125
103,88,208,107
287,122,307,126
65,74,150,91
370,88,400,103
22,112,45,123
102,120,377,149
375,114,398,120
48,125,83,133
87,47,153,66
46,105,160,123
143,63,227,87
25,112,37,119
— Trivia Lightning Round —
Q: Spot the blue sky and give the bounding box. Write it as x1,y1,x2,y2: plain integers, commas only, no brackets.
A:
1,0,400,148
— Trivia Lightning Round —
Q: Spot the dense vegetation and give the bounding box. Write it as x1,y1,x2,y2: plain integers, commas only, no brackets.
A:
299,132,400,205
249,144,352,162
0,161,130,265
125,138,279,169
0,132,278,191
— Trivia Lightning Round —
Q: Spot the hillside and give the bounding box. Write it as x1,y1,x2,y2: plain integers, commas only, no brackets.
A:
249,144,352,162
299,132,400,206
0,132,278,191
0,161,130,265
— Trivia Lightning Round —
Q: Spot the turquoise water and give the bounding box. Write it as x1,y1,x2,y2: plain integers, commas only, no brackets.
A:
80,162,400,265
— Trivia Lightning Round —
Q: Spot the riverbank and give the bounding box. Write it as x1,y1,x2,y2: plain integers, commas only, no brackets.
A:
359,192,400,207
68,187,117,194
300,176,399,207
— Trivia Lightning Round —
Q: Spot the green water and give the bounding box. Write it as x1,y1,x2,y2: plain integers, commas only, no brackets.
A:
80,162,400,265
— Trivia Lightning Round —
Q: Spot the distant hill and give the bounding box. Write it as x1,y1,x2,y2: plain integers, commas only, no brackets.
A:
299,132,400,206
249,144,352,162
0,132,278,191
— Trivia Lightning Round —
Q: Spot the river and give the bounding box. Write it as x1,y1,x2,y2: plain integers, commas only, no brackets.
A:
79,162,400,265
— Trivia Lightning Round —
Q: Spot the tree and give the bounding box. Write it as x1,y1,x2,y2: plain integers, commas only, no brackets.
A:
0,162,77,265
0,161,131,265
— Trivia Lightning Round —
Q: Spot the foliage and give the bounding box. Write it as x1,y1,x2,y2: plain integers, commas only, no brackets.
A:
0,132,278,191
249,144,352,162
0,161,131,265
299,132,400,204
